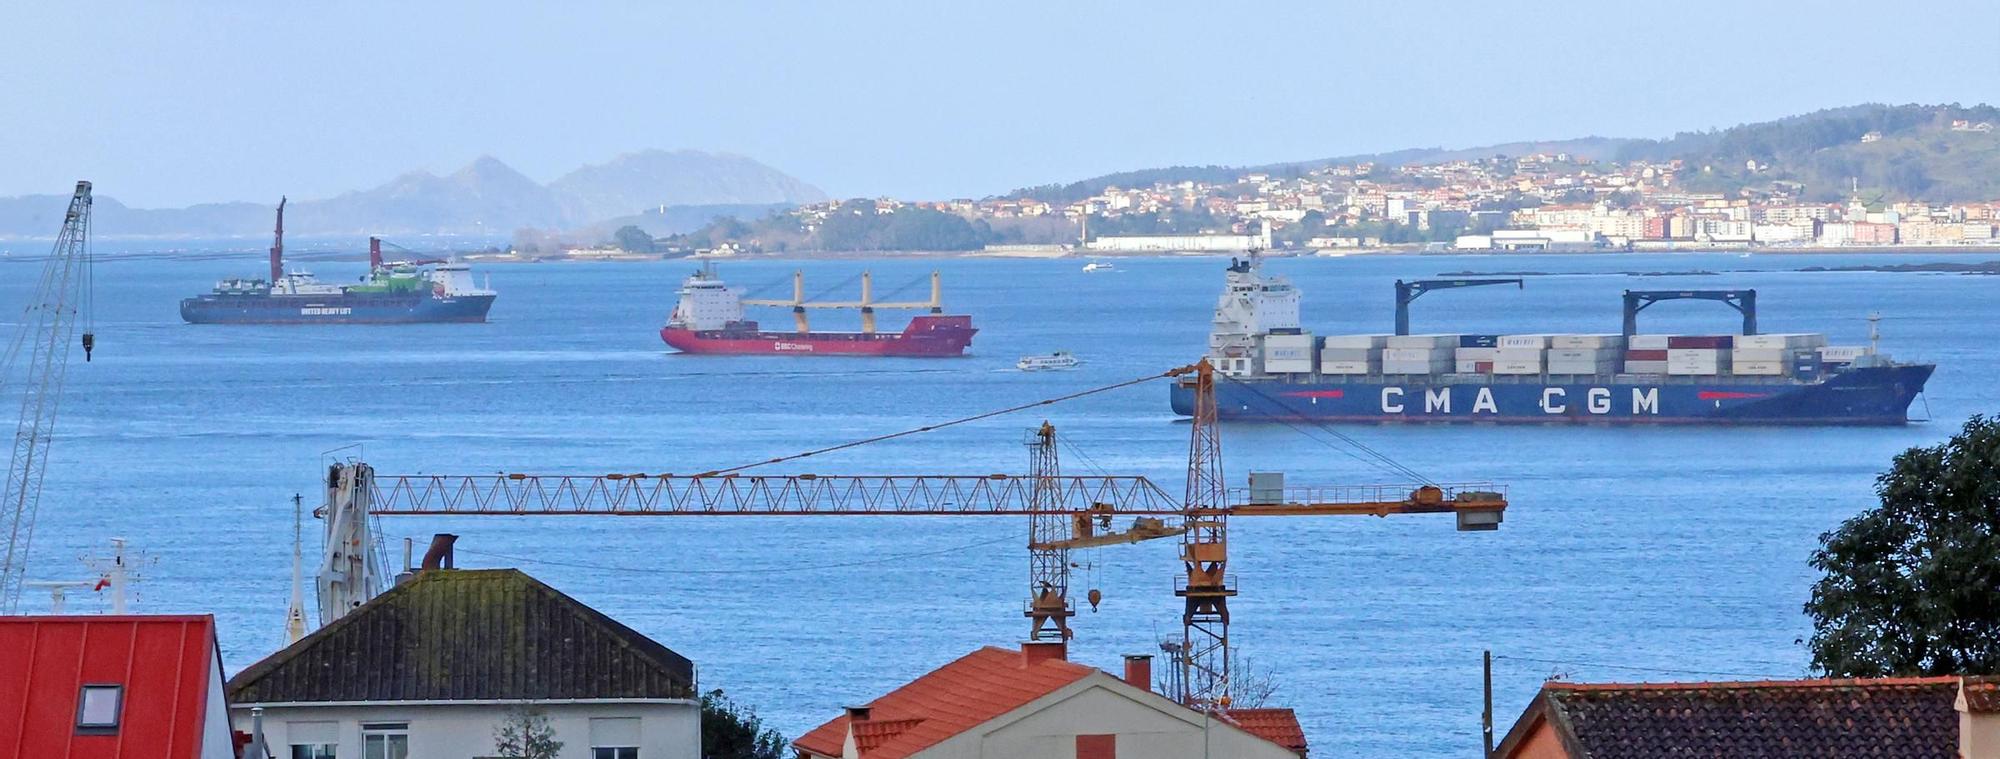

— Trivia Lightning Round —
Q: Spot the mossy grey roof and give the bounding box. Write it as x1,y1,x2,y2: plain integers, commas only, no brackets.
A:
226,568,694,703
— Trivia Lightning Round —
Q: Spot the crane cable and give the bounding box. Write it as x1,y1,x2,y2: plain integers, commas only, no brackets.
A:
1216,374,1435,485
699,368,1186,476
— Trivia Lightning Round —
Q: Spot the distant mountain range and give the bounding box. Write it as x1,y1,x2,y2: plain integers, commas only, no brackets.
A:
1011,103,2000,204
0,149,827,240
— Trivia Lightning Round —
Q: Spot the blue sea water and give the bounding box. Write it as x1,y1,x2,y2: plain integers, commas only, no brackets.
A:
2,250,1997,756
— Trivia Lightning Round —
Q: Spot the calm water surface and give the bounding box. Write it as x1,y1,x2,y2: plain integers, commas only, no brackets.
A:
3,250,1996,756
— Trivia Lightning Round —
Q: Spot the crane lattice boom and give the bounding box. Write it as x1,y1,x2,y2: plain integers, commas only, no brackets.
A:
0,181,94,612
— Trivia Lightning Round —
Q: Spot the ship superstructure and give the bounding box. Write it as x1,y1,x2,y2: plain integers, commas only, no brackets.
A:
1171,253,1933,424
180,199,496,324
660,264,975,356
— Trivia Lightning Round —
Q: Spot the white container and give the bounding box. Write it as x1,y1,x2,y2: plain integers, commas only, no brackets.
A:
1819,346,1868,362
1264,361,1314,374
1499,334,1550,349
1386,334,1459,349
1320,348,1375,363
1382,347,1449,362
1265,333,1315,350
1733,360,1785,375
1730,348,1785,364
1382,359,1450,375
1546,348,1617,362
1321,334,1391,349
1453,359,1490,373
1549,334,1627,349
1493,359,1542,375
1629,334,1675,350
1548,359,1617,375
1623,360,1668,374
1667,349,1728,375
1321,360,1379,375
1455,347,1500,361
1735,333,1827,350
1265,343,1315,362
1496,348,1545,363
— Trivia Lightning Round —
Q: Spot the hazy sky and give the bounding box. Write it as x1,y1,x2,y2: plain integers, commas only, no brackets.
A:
4,1,1995,207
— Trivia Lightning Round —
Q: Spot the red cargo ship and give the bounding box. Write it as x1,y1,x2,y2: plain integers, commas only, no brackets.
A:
659,264,976,356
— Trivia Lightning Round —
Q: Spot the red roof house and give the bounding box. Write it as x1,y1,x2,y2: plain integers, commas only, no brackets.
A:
1493,676,2000,759
794,642,1305,759
0,615,234,759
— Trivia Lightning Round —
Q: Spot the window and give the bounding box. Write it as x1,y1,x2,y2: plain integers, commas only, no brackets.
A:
1076,734,1116,759
76,684,123,733
289,720,337,759
590,717,641,759
361,723,408,759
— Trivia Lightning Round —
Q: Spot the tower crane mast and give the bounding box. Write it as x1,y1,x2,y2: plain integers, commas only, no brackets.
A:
0,181,97,612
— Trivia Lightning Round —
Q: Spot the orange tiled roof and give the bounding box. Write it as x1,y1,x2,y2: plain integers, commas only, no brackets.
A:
1963,676,2000,713
1224,708,1308,756
793,647,1098,759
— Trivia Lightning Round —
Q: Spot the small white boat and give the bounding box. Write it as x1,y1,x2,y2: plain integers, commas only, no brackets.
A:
1017,351,1082,371
1082,261,1115,273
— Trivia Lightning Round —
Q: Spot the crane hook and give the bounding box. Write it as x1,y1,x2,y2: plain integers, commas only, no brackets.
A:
81,333,94,362
1087,588,1102,612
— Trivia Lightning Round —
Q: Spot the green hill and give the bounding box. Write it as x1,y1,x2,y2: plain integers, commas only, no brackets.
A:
1616,103,2000,202
1009,104,2000,204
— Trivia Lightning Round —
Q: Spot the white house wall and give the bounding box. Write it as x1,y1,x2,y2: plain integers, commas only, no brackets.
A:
230,701,698,759
911,673,1295,759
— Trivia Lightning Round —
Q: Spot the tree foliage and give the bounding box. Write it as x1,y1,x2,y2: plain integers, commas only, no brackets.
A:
1806,415,2000,677
702,688,789,759
493,705,563,759
613,224,655,253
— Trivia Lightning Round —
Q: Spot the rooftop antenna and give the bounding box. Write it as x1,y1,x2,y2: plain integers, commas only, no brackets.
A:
285,493,307,644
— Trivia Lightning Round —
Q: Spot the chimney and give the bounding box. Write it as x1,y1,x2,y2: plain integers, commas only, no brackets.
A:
1021,640,1068,667
845,705,872,723
1123,654,1153,692
419,533,458,571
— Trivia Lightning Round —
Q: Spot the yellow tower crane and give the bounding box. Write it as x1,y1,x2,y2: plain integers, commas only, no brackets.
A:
317,360,1506,711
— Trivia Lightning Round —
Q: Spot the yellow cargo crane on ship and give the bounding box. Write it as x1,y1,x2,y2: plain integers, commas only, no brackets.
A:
314,359,1507,710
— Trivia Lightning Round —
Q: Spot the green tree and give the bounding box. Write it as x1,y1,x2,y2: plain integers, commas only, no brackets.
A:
613,225,655,253
1806,415,2000,677
702,689,788,759
493,705,563,759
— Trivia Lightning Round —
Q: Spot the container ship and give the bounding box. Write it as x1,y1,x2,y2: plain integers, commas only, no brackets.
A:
1169,254,1934,424
659,264,975,356
180,198,497,325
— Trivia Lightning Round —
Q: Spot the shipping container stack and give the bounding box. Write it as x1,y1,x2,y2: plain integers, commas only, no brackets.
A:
1666,335,1734,376
1454,334,1499,374
1262,332,1317,375
1731,333,1826,376
1319,334,1388,375
1382,334,1457,375
1547,333,1625,374
1624,334,1673,374
1493,334,1549,375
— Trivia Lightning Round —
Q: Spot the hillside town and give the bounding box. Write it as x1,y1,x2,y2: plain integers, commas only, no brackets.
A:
682,121,2000,256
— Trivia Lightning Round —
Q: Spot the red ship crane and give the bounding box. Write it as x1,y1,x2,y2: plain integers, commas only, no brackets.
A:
321,360,1507,710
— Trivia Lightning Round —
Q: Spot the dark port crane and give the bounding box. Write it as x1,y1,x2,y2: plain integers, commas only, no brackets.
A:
1394,278,1524,335
0,182,97,612
1622,289,1758,336
315,361,1508,712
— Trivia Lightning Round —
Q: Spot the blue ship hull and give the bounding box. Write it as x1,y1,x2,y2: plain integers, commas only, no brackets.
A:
179,292,496,324
1169,364,1934,425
